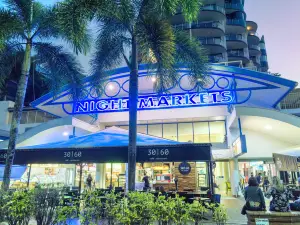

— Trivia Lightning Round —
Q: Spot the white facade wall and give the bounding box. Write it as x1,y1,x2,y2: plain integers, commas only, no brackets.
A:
240,129,294,160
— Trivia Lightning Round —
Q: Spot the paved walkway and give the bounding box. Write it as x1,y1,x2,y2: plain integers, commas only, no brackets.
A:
222,196,248,224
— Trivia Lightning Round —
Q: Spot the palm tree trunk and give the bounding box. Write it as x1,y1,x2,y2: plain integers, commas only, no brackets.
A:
128,36,138,191
1,41,32,190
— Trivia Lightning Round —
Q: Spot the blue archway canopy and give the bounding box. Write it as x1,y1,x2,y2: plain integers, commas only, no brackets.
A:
31,64,297,117
0,127,212,164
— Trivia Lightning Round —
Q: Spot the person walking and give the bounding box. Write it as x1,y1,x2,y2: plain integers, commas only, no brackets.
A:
241,177,266,215
142,172,150,191
86,174,93,190
263,176,270,193
256,173,262,185
265,176,293,212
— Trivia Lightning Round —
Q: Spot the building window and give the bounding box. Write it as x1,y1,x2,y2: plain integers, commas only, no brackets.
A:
163,124,177,141
148,124,162,137
209,121,226,143
178,123,193,142
137,125,147,134
194,122,210,143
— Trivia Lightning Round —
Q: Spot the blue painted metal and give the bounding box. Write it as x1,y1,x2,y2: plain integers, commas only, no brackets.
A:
30,64,297,116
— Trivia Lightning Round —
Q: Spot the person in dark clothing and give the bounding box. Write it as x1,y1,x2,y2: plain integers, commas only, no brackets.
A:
241,177,266,215
174,176,178,191
256,173,262,185
159,186,168,197
86,174,93,190
263,176,270,192
142,172,150,191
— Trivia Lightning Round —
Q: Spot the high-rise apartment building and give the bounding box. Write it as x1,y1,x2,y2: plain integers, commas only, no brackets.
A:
171,0,269,72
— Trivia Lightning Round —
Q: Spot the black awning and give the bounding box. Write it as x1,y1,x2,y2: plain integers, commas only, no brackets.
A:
0,143,211,164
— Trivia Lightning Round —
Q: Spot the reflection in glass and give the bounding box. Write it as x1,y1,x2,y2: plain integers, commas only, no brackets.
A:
209,121,226,143
194,122,209,143
148,124,162,137
178,123,193,142
163,124,177,141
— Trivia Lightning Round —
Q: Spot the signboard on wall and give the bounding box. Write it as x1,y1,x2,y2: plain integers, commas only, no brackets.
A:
74,91,233,114
178,162,192,175
232,135,247,157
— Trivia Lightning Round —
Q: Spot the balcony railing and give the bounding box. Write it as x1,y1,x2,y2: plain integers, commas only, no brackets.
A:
209,54,228,63
198,37,226,48
248,31,259,37
250,56,260,64
280,89,300,110
226,19,246,27
172,23,190,30
225,2,244,11
191,21,225,31
226,34,247,42
249,44,260,51
201,4,225,14
228,48,249,58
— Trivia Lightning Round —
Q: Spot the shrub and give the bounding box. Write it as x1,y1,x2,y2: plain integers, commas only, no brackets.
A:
212,205,229,225
32,188,62,225
188,201,208,225
2,190,33,225
80,190,104,225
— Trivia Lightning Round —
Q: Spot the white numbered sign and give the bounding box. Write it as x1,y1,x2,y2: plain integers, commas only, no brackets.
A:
255,218,269,225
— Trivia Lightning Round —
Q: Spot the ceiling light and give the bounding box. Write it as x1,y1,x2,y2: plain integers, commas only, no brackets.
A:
264,125,272,130
151,77,156,82
63,132,69,136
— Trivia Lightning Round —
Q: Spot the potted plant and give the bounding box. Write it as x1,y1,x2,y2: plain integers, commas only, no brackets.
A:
212,205,228,225
188,201,208,225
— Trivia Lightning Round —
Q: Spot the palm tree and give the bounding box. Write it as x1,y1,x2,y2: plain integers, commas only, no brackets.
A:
0,0,89,190
56,0,208,191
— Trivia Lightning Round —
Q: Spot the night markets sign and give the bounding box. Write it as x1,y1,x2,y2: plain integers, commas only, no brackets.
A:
74,90,233,114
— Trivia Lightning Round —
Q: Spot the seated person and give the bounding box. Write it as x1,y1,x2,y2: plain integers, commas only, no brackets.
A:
290,198,300,211
159,186,167,197
241,177,266,215
265,176,293,212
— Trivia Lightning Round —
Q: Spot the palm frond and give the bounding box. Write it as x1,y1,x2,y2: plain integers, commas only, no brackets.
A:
33,42,84,99
0,43,24,95
54,0,95,54
139,0,202,22
180,0,203,22
96,0,135,31
0,9,23,48
174,30,208,85
90,23,129,86
136,16,177,92
4,0,33,30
